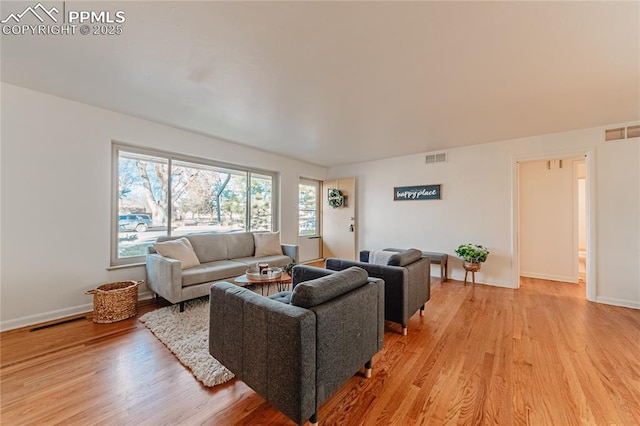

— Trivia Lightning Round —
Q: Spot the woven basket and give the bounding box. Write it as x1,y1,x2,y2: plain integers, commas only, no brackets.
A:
86,280,141,323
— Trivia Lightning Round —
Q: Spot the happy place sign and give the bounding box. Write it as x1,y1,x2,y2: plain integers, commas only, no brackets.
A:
394,184,442,201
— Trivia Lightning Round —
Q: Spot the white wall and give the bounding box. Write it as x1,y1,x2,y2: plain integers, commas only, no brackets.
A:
578,178,587,252
328,126,640,309
0,83,327,330
595,138,640,307
331,144,514,287
519,159,577,283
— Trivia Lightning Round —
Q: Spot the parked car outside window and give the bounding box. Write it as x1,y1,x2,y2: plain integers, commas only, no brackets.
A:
119,214,152,232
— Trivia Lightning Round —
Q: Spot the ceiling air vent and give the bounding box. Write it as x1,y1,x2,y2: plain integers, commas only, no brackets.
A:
426,152,447,164
605,125,640,141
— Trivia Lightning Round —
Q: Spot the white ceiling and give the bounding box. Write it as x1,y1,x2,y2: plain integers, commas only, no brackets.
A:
2,1,639,167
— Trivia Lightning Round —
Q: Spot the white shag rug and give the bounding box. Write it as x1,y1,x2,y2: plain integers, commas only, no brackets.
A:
139,298,235,387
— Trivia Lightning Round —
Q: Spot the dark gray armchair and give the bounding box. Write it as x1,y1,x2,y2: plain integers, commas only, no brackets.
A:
325,248,430,335
209,265,384,426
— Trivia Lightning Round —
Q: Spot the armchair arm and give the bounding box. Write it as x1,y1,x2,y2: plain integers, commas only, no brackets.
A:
404,257,431,313
325,258,406,283
325,258,408,326
209,282,316,425
145,253,182,304
281,243,299,263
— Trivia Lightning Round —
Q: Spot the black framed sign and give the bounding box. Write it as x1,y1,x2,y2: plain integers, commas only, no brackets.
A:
394,184,442,201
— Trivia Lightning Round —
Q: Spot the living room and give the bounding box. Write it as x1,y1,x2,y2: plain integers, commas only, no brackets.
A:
1,1,639,424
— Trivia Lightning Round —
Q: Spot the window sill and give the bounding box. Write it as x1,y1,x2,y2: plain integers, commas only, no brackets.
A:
107,262,145,271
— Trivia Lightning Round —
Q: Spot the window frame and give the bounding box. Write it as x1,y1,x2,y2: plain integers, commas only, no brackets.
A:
111,142,279,267
298,178,320,238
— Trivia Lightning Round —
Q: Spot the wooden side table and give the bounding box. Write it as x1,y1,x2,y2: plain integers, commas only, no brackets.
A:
234,272,292,295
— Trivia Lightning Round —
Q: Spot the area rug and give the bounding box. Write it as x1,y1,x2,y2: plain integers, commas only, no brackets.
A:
139,298,235,387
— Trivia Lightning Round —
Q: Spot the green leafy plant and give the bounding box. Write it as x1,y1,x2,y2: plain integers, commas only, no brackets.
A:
455,243,489,263
282,263,295,275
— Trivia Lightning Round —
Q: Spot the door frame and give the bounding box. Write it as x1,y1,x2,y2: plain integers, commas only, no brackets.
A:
511,148,596,301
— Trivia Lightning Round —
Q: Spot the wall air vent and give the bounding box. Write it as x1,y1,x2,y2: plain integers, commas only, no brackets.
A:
627,125,640,139
605,124,640,142
426,152,447,164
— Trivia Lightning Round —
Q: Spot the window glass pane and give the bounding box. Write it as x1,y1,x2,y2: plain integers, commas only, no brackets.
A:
250,174,273,231
299,182,318,236
298,184,317,210
172,161,247,236
299,210,317,236
118,151,169,259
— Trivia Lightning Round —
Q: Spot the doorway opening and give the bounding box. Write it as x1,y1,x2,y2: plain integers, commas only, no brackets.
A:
576,161,587,284
513,150,595,300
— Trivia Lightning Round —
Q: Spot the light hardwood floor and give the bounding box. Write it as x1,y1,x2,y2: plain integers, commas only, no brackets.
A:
2,276,639,425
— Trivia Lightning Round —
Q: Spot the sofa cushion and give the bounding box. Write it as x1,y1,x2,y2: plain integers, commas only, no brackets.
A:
291,267,368,308
387,248,423,267
186,233,228,263
226,232,255,259
234,254,293,268
254,232,283,257
154,237,200,269
181,260,248,287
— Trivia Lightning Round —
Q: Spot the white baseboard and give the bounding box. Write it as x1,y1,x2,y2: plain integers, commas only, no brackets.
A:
1,291,157,332
482,280,517,289
594,296,640,310
448,273,515,289
0,303,93,332
138,290,154,300
520,272,578,284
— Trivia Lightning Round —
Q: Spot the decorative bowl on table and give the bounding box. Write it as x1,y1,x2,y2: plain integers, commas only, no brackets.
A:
246,267,283,281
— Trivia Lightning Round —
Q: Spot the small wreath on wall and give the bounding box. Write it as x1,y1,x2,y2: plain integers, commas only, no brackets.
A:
328,188,344,208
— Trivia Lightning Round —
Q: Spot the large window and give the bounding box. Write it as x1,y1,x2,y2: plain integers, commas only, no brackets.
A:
298,179,319,236
112,144,278,266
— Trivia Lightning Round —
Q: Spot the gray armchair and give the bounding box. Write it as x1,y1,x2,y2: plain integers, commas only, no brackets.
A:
209,265,384,426
325,248,430,335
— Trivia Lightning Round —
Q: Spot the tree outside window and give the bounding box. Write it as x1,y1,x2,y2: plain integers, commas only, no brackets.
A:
114,146,276,265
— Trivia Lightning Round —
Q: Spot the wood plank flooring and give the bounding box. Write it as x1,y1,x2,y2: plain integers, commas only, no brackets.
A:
2,277,639,425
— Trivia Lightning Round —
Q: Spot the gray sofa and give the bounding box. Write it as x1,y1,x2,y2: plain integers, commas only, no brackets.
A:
209,265,385,426
326,248,430,335
146,232,298,311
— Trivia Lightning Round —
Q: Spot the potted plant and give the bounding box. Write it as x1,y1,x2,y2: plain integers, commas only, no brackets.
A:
282,263,295,276
455,243,489,272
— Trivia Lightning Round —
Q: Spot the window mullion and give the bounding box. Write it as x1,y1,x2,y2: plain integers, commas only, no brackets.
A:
246,171,251,231
167,158,173,236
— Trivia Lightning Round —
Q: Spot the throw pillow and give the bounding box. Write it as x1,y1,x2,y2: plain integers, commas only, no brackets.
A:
253,232,283,257
154,237,200,269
